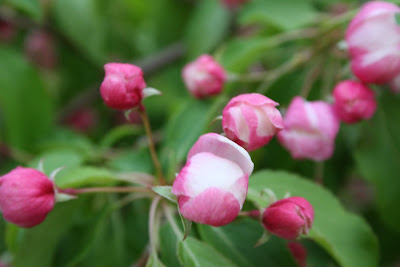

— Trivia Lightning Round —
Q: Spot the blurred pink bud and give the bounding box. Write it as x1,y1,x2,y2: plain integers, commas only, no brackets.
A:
172,133,254,226
287,242,307,267
100,63,147,110
64,108,97,133
0,167,55,228
182,55,226,99
0,19,15,42
333,80,377,124
25,30,57,69
346,1,400,84
389,74,400,93
222,93,284,151
262,196,314,240
221,0,250,9
278,97,340,161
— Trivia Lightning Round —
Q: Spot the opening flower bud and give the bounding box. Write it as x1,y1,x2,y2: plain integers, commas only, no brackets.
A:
333,80,377,124
172,133,254,226
346,1,400,84
262,196,314,240
0,167,55,228
100,63,147,110
277,96,340,161
182,55,226,99
222,93,284,151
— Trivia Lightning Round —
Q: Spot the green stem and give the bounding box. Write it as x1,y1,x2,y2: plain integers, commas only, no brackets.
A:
149,196,161,254
314,161,325,185
256,50,313,94
163,202,183,239
138,105,166,185
59,186,152,195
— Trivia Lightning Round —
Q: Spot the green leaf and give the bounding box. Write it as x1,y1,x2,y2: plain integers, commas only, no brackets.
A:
108,148,153,173
249,170,378,267
13,200,82,267
55,166,118,188
177,237,237,267
355,92,400,233
163,100,213,164
238,0,317,30
152,186,177,203
146,252,166,267
5,0,42,21
37,128,96,159
184,0,231,58
28,149,85,176
53,0,106,65
198,219,296,267
0,47,53,151
160,222,182,267
100,124,144,148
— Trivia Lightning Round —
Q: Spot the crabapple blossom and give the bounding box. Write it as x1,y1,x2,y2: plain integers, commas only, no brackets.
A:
278,97,340,161
182,55,226,99
222,93,284,151
172,133,254,226
346,1,400,84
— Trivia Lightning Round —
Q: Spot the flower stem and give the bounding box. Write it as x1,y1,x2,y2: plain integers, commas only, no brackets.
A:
59,186,152,195
314,161,325,185
149,196,161,254
138,104,166,185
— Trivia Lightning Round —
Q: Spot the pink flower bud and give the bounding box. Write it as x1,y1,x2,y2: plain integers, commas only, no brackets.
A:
182,55,226,99
389,74,400,93
222,93,284,151
262,197,314,240
172,133,254,226
0,167,55,228
0,19,15,43
100,63,147,110
25,30,57,69
63,108,98,133
221,0,250,9
287,242,307,267
346,1,400,84
333,80,377,124
277,97,340,161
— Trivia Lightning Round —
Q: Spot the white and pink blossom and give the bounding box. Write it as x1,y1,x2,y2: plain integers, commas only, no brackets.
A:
346,1,400,84
182,55,226,99
222,93,284,151
278,97,340,161
172,133,253,226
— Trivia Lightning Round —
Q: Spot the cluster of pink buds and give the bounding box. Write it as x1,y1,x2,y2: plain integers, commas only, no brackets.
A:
182,54,226,99
0,167,55,228
172,133,254,226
